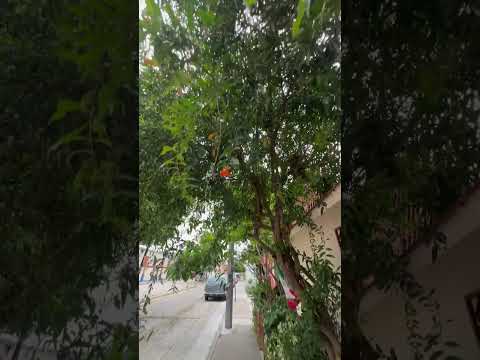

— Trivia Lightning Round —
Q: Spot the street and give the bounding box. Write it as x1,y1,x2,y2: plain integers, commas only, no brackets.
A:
140,282,225,360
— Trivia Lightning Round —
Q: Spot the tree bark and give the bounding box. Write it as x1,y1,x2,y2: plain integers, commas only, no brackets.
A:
275,252,304,296
318,324,341,360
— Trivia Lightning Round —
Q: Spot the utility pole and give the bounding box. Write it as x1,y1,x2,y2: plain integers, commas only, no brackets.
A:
225,241,234,329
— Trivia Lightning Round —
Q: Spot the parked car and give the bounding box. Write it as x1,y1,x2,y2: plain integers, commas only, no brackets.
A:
204,275,227,301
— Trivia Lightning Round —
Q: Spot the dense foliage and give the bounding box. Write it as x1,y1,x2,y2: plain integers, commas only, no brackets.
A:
166,232,226,280
247,241,339,360
1,0,138,358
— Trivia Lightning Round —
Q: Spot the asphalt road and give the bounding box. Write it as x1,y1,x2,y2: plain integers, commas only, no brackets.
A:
140,283,226,360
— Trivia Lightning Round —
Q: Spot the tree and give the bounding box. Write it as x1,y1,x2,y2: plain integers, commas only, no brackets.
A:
139,67,191,251
140,0,341,357
166,231,227,281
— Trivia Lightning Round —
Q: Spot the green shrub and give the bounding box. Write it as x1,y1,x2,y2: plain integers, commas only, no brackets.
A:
265,309,328,360
247,240,340,359
246,279,270,313
263,296,291,337
247,287,329,360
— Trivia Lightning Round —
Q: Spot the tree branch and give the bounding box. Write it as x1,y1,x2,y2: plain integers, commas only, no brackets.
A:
252,235,276,255
234,146,274,223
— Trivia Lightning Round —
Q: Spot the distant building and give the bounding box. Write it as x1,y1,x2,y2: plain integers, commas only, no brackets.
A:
139,245,170,282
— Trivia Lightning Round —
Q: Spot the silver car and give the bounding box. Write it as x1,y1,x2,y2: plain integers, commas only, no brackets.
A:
204,275,227,301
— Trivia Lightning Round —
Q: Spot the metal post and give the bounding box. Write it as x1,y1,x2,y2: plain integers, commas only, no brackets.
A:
225,242,234,329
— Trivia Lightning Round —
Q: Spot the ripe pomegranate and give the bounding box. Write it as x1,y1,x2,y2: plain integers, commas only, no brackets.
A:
219,166,232,178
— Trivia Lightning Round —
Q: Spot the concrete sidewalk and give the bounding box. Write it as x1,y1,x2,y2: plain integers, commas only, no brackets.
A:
139,279,199,301
209,282,262,360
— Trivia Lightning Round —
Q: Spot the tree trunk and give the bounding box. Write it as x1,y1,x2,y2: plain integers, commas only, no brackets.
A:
275,253,304,295
318,323,341,360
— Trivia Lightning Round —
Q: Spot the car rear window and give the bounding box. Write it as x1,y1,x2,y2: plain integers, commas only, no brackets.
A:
207,276,225,285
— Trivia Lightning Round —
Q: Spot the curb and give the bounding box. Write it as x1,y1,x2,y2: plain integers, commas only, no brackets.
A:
206,310,225,360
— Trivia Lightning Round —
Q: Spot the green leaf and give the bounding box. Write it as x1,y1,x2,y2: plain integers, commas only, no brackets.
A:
245,0,257,8
305,0,311,17
292,0,306,39
161,145,174,156
145,0,160,18
198,9,216,27
48,124,88,153
164,3,180,28
49,99,83,124
97,84,115,121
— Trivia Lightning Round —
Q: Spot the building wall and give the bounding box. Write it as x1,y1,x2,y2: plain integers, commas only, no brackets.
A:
139,245,170,281
360,218,480,358
290,185,341,270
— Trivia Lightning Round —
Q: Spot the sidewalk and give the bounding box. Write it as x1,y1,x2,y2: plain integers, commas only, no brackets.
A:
209,282,262,360
139,279,199,300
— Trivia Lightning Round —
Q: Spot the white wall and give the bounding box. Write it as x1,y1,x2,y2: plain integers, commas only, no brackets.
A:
360,224,480,359
290,185,341,270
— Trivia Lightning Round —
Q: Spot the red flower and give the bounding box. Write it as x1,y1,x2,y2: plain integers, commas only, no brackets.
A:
287,299,298,311
219,166,232,178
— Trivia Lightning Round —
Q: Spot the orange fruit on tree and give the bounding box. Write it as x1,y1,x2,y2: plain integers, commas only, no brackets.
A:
219,166,232,178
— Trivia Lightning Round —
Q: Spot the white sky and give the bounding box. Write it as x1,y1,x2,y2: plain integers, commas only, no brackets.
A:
139,0,145,17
